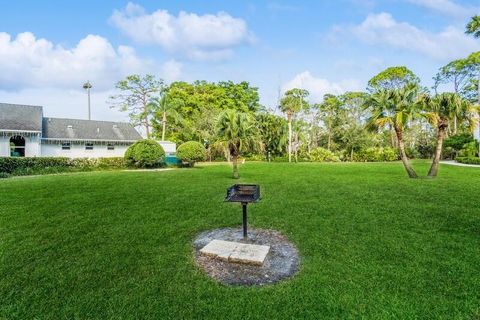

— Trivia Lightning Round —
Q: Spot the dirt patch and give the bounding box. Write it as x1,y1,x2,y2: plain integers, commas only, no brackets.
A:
193,228,300,286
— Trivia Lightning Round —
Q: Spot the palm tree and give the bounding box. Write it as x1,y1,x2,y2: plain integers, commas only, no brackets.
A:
216,109,261,178
279,89,309,162
421,93,474,177
149,93,183,141
466,16,480,38
364,83,420,178
317,94,342,151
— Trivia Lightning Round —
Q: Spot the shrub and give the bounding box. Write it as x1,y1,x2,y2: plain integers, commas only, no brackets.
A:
354,147,399,162
125,140,165,168
382,147,399,161
308,147,340,162
0,157,72,175
69,158,97,170
456,157,480,165
96,157,127,169
176,141,206,167
0,172,10,179
458,141,478,158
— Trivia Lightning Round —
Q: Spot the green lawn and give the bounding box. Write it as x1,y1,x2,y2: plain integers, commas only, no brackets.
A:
0,162,479,319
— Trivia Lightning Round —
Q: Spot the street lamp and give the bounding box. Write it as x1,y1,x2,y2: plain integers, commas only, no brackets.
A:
83,81,92,120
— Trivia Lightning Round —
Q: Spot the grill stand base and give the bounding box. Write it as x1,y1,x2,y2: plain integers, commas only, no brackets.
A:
242,203,248,239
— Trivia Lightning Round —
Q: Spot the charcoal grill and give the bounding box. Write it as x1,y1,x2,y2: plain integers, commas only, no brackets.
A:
225,184,260,239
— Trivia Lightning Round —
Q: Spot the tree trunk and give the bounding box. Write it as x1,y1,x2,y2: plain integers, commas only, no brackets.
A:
145,121,150,139
161,112,167,141
232,154,239,179
428,126,446,177
477,71,480,157
395,127,418,178
327,119,332,151
453,116,457,135
350,148,354,162
287,113,292,163
390,127,396,148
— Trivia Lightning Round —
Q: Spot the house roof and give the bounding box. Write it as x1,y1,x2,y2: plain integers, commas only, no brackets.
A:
0,103,43,131
42,117,142,141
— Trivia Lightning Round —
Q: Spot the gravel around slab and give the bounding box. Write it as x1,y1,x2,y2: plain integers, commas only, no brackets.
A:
193,228,300,286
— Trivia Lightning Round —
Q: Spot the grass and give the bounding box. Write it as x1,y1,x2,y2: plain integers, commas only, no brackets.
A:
0,161,479,319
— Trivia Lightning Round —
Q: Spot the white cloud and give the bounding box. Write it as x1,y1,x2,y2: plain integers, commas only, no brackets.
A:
0,31,155,91
0,88,128,122
109,2,254,61
0,32,182,122
161,59,182,82
352,12,480,60
282,71,361,103
404,0,479,18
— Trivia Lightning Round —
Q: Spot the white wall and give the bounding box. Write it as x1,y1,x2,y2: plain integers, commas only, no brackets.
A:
158,141,176,154
0,137,9,157
41,143,130,158
0,135,41,157
25,136,41,157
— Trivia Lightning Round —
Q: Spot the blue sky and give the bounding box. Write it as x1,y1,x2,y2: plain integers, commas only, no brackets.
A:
0,0,479,122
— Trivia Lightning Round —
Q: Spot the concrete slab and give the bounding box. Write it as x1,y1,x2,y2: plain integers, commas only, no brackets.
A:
230,243,270,265
200,239,270,266
200,240,237,261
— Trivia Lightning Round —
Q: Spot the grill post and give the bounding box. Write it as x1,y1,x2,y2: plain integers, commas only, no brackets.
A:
242,202,248,239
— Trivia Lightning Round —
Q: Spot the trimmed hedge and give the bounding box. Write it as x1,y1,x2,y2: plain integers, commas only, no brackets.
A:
125,140,165,168
456,157,480,165
308,147,340,162
176,141,206,167
0,157,127,178
354,147,399,162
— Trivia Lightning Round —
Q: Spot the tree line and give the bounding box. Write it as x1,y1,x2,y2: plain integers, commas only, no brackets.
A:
109,16,480,179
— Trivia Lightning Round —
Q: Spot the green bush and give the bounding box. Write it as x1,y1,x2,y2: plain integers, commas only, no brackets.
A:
456,157,480,165
0,156,129,178
96,157,127,169
308,147,340,162
354,147,399,162
176,141,206,167
69,158,97,170
125,140,165,168
0,172,10,179
0,157,72,175
458,141,478,158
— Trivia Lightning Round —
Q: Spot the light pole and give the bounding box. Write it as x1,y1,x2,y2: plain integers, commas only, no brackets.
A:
83,81,92,120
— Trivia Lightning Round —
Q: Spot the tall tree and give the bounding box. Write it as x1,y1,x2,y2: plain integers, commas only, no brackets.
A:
279,88,309,162
465,52,480,156
367,66,420,92
433,59,474,133
338,92,370,160
216,109,261,178
317,94,342,151
364,83,421,178
466,16,480,38
367,67,421,149
257,113,288,161
109,75,164,138
421,93,474,177
150,92,183,141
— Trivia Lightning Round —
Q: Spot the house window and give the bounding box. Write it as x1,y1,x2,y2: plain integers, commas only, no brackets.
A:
107,144,115,150
61,142,71,150
85,143,94,150
9,136,25,157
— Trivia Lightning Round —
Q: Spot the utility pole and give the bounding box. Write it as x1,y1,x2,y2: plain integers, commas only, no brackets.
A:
83,81,92,120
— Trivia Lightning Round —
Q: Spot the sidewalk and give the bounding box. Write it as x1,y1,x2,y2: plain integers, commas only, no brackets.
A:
440,160,480,168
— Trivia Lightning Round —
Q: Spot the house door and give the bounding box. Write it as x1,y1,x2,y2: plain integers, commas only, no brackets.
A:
10,136,25,157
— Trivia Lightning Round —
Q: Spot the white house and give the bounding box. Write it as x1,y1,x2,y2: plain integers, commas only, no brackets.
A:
0,103,175,158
